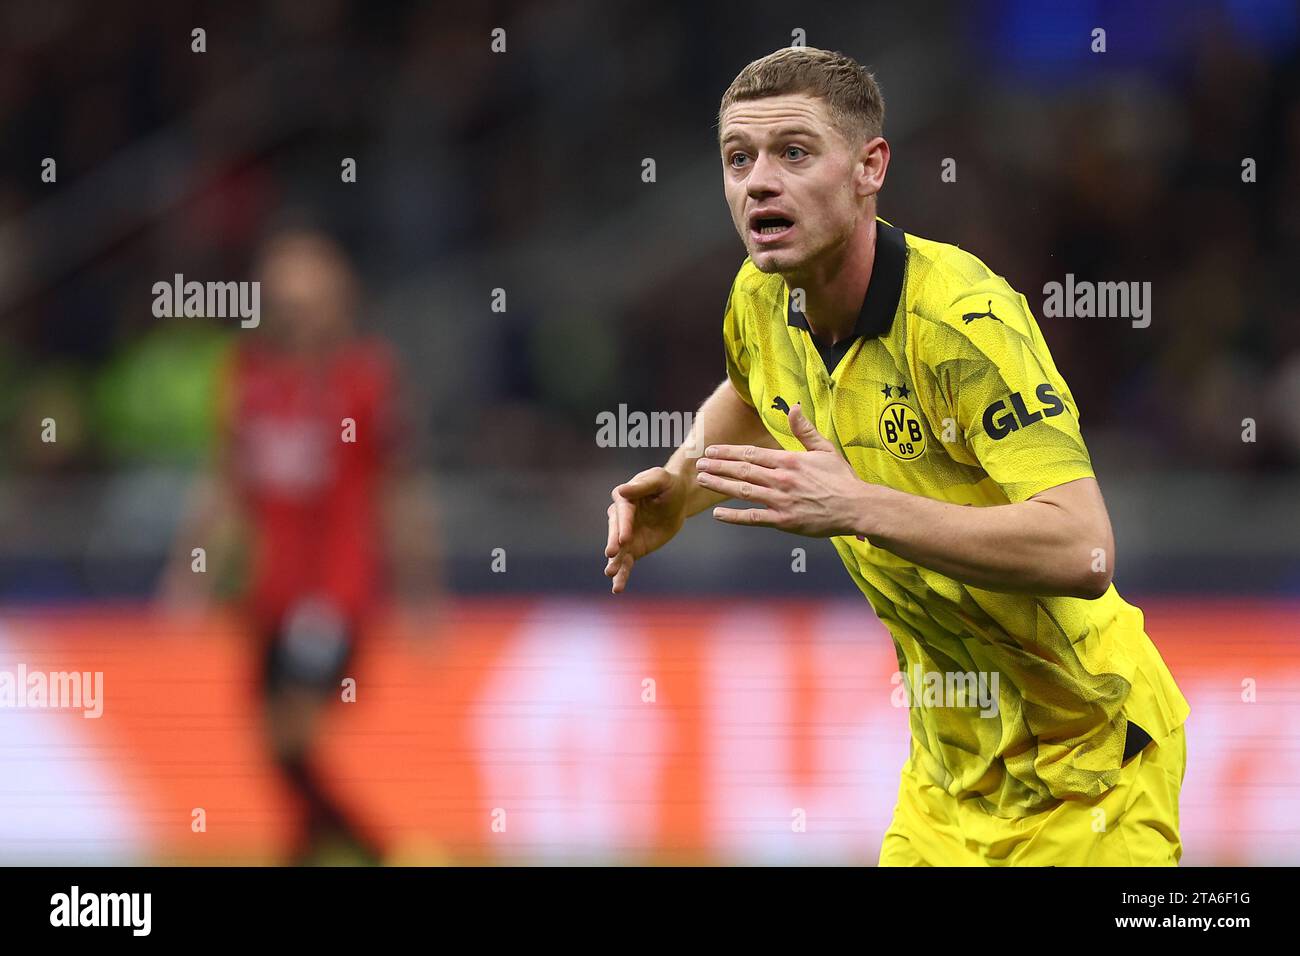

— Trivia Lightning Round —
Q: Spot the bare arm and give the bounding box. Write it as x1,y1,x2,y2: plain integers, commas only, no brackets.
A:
156,469,242,608
667,379,779,517
853,477,1115,598
697,405,1116,600
604,379,777,593
383,469,445,611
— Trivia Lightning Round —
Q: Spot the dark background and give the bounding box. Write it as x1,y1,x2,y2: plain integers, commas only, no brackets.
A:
1,0,1297,597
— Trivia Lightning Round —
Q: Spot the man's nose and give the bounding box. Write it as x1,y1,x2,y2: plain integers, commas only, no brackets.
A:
746,152,782,198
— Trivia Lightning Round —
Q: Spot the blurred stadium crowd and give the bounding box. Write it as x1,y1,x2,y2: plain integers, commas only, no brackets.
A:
1,0,1297,598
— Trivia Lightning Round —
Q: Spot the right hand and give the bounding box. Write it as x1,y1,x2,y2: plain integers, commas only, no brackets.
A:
604,467,688,594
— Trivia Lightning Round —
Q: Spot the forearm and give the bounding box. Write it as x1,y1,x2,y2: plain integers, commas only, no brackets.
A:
856,480,1113,599
383,470,444,604
159,472,240,596
667,379,777,518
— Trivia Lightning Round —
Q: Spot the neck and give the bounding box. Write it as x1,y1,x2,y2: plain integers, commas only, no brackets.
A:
784,217,877,346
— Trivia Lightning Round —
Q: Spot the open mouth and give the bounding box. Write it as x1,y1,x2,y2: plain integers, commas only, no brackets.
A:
750,216,795,242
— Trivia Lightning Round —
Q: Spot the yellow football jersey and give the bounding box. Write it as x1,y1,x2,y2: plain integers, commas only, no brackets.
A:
722,219,1190,818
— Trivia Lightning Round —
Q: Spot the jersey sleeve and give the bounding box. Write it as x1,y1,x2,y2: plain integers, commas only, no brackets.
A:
920,290,1095,503
721,268,756,407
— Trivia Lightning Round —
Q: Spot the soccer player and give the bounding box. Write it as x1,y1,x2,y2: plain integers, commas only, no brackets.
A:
160,228,441,864
603,48,1190,866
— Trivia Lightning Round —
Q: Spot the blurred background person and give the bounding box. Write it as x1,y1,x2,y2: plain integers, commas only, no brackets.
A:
157,227,442,865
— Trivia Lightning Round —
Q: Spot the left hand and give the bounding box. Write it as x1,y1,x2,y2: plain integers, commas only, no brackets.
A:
694,403,871,538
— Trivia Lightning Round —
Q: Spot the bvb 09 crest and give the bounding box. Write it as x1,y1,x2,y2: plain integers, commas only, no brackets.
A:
878,401,926,460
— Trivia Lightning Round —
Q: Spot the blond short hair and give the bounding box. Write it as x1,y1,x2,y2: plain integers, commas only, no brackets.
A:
719,47,884,146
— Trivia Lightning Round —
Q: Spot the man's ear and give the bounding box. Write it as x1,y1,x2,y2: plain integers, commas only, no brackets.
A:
858,136,889,198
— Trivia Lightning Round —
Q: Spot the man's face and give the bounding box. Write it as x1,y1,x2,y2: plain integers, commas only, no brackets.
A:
259,237,353,351
720,93,872,275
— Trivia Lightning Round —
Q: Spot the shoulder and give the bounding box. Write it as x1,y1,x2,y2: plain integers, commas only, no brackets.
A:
350,335,397,369
727,257,785,315
228,338,272,383
902,231,1041,358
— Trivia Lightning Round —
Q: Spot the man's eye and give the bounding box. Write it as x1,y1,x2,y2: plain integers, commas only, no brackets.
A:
785,146,806,160
729,153,750,168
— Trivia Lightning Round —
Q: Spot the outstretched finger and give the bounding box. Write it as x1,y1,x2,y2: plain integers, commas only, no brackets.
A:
616,495,635,546
695,472,775,505
712,506,780,528
612,552,634,593
700,444,786,468
615,468,670,502
605,503,619,558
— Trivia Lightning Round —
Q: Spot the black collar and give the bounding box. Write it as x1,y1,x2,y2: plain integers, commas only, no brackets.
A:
785,221,907,374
